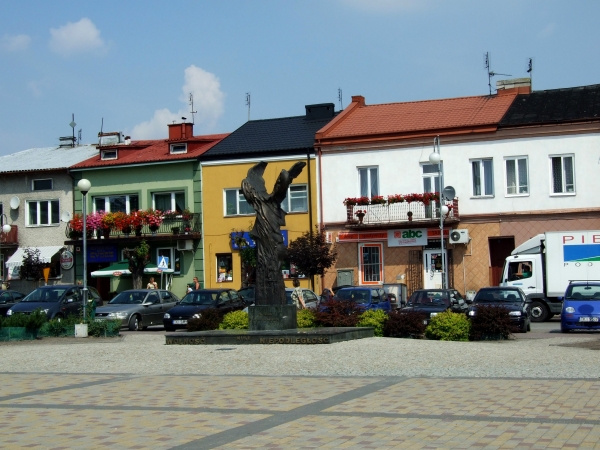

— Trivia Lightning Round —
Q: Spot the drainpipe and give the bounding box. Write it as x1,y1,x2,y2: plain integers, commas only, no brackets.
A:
307,149,313,231
317,146,325,291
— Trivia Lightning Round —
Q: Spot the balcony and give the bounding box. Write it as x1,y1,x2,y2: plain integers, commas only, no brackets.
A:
345,199,459,227
0,225,18,246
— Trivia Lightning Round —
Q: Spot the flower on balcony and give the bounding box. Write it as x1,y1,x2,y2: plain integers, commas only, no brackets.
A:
86,211,103,230
129,210,146,229
422,192,440,206
387,194,405,204
343,197,370,206
69,214,84,232
403,193,421,203
370,195,386,205
182,208,192,221
101,212,117,230
355,209,366,218
113,212,132,233
163,210,179,219
145,209,164,230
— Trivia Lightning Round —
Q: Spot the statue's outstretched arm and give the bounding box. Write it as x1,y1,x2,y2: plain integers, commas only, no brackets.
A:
271,162,306,204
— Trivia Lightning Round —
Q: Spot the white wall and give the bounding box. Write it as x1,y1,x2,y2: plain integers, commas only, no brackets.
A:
321,132,600,223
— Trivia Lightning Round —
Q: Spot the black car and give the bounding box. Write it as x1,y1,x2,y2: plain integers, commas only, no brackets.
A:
404,289,468,326
163,289,244,331
468,287,531,333
0,290,26,316
241,287,321,310
6,285,104,320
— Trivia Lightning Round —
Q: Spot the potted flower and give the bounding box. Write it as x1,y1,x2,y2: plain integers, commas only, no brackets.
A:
68,214,84,239
163,210,179,220
370,195,386,205
145,209,164,235
343,196,370,207
387,194,405,204
355,209,366,224
86,211,102,238
181,208,192,221
114,212,132,235
100,211,116,238
129,210,146,236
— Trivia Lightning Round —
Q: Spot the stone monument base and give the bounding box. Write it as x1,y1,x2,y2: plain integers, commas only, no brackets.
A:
165,327,374,345
248,305,297,331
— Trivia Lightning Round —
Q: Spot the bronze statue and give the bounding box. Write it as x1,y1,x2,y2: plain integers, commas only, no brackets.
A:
242,161,306,305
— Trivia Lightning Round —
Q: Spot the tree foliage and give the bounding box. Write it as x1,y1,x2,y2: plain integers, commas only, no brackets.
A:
123,240,150,289
287,226,337,288
20,248,44,281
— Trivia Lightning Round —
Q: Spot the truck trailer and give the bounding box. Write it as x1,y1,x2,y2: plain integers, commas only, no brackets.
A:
500,230,600,321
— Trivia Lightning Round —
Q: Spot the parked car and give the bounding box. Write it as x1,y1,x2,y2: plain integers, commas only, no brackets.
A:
95,289,179,331
381,283,409,309
403,289,469,326
238,286,255,306
241,287,320,311
331,287,391,312
468,287,531,333
163,289,244,331
6,285,104,320
0,290,26,316
560,281,600,333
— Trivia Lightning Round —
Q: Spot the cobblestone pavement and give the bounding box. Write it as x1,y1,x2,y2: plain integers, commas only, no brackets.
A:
2,372,600,449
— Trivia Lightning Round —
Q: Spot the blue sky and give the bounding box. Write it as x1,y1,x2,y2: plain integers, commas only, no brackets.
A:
1,0,598,156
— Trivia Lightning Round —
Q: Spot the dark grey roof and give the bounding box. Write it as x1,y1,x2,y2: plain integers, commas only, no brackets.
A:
500,83,600,127
202,113,337,158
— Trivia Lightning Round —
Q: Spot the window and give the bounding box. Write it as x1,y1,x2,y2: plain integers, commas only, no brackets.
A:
156,247,181,274
505,157,529,195
422,164,441,218
93,195,139,213
216,254,233,282
27,200,59,226
32,179,53,191
550,155,575,194
280,184,308,212
225,189,254,216
170,143,187,154
359,167,379,197
101,150,118,160
359,243,383,285
471,159,494,197
153,192,185,212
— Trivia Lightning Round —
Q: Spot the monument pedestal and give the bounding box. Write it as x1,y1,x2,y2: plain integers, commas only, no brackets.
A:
249,305,297,331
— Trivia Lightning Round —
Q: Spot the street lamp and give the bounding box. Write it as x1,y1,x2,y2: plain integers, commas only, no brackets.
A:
429,136,447,289
77,179,91,320
1,214,11,283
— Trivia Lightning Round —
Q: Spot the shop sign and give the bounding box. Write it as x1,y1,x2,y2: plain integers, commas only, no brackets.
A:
88,245,118,263
427,229,450,238
231,231,288,249
60,250,74,270
388,229,428,247
338,231,387,242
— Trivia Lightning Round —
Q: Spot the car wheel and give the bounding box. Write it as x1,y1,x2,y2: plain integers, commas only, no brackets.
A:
128,315,141,331
165,326,175,332
529,301,548,322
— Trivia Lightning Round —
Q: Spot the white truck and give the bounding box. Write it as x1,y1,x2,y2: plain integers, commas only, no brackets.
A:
500,230,600,322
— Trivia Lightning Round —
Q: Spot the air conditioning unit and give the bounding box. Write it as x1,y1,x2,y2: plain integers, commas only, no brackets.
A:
177,240,194,251
449,229,469,244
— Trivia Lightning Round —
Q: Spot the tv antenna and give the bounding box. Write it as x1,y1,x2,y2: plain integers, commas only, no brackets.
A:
69,114,76,147
526,58,533,90
188,93,197,124
78,129,82,144
245,92,251,121
338,88,343,111
484,52,511,95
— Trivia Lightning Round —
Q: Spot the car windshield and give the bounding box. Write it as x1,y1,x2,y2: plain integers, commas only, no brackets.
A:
475,289,521,302
110,292,146,304
412,292,450,306
22,288,67,303
238,288,255,299
181,292,217,305
335,289,370,304
566,285,600,301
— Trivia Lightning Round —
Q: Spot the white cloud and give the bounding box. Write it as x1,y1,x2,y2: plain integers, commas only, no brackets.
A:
1,34,31,52
49,18,106,56
130,65,225,139
340,0,429,13
537,23,555,39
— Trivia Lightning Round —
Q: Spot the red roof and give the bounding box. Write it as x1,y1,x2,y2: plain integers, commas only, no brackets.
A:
71,133,229,169
316,94,517,143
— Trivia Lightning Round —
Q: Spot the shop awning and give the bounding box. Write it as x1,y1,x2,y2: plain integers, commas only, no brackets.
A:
91,260,174,278
5,246,65,268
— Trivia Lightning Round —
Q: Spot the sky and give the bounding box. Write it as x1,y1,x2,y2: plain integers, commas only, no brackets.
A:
1,0,599,156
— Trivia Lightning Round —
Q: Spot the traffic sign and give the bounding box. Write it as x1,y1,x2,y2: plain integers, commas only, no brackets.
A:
158,256,169,269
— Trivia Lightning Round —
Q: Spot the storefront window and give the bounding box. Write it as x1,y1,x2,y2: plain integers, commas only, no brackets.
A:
359,243,383,285
217,254,233,282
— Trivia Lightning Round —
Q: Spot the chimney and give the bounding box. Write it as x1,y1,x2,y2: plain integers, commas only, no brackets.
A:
496,78,531,95
168,122,193,140
305,103,335,121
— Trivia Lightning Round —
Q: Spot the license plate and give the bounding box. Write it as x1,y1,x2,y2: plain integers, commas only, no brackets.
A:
579,317,599,322
173,320,187,325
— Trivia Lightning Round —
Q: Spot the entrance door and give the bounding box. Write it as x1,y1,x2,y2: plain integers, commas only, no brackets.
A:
488,237,515,286
423,249,447,289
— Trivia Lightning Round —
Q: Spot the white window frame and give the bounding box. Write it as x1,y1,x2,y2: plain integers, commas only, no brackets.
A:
281,184,308,213
93,194,139,213
549,154,576,195
32,178,53,191
101,149,118,160
26,199,60,227
216,253,233,283
170,143,187,154
224,189,254,216
471,158,494,198
156,247,181,274
358,166,379,198
152,191,185,211
358,243,383,285
504,156,529,197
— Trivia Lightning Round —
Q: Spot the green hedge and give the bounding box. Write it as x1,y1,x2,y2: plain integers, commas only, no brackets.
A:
425,311,470,341
357,310,387,337
218,310,249,330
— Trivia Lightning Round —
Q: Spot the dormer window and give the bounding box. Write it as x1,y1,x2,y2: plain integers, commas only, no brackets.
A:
170,143,187,154
101,149,118,160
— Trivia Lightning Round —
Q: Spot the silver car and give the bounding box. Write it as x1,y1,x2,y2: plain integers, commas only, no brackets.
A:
95,289,180,331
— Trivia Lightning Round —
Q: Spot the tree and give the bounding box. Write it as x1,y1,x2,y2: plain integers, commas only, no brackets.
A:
287,226,337,290
20,248,44,281
231,230,257,288
123,240,150,289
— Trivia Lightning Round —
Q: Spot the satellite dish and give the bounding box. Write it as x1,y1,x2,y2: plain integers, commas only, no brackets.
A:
9,196,20,209
442,186,456,201
61,211,73,223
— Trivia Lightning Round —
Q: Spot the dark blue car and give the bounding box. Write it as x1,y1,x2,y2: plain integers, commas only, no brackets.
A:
332,287,391,312
561,281,600,333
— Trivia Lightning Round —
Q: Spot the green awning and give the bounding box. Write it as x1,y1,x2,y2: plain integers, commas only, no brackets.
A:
90,260,174,278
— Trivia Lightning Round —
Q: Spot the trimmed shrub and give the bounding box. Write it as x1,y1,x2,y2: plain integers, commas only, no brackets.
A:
38,315,80,337
357,310,388,337
383,310,427,338
425,310,470,341
297,308,317,328
469,305,513,340
187,308,224,332
87,319,121,337
313,300,363,327
1,309,47,331
219,310,249,330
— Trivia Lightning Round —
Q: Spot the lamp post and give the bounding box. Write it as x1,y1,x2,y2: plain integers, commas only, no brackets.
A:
1,214,11,284
77,179,91,320
429,136,448,289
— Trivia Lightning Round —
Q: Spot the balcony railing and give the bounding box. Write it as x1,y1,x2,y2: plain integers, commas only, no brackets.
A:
0,225,18,245
346,200,459,226
65,213,202,240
